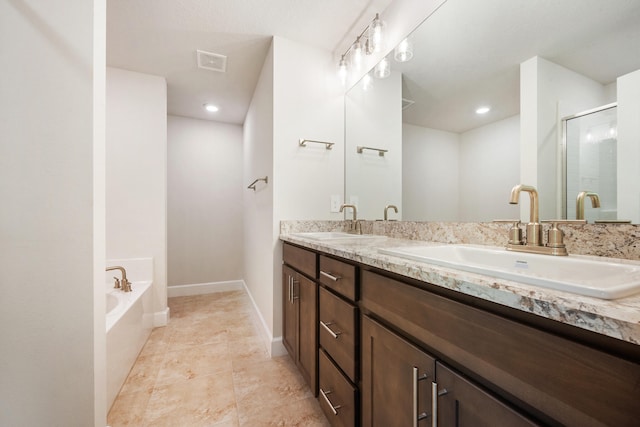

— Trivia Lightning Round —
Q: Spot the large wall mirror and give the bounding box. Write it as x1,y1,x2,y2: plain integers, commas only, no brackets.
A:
345,0,640,223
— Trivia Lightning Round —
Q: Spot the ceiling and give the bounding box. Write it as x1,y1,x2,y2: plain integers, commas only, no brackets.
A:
107,0,394,124
396,0,640,133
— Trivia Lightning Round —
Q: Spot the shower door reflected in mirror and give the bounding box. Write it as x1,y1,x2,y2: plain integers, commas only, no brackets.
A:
563,104,618,223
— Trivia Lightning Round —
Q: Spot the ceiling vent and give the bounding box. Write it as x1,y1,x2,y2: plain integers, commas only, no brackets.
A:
402,98,415,110
196,49,227,72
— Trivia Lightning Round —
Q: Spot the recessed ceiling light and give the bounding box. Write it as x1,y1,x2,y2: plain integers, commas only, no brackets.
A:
475,106,491,115
203,104,219,113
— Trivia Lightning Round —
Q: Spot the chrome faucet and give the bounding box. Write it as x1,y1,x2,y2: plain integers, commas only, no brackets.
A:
384,204,398,221
576,191,601,220
106,266,132,292
339,204,361,234
509,184,542,246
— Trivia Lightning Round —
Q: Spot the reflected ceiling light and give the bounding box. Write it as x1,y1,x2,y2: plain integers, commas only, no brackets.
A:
204,104,219,113
394,38,413,62
336,13,386,85
475,106,491,114
374,57,390,79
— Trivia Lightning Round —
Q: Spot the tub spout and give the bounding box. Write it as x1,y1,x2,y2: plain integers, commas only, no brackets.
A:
106,266,132,292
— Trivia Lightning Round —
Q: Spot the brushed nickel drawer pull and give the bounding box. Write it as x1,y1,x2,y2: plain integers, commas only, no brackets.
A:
292,278,299,300
320,388,342,415
320,271,341,281
320,320,342,339
413,367,430,427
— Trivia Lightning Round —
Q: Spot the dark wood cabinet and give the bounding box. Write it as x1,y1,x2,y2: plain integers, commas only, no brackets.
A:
434,362,539,427
319,348,357,427
361,315,435,427
282,243,318,394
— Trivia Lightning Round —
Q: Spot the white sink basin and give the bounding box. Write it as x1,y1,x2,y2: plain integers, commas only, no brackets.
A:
379,244,640,300
292,232,386,241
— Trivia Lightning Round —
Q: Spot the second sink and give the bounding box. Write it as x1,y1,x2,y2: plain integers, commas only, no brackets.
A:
379,244,640,300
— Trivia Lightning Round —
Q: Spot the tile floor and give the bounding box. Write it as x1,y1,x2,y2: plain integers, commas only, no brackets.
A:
107,290,330,427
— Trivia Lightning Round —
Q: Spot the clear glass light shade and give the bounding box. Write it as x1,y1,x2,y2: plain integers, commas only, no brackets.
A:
374,57,390,79
362,73,373,91
351,39,364,71
338,56,348,85
394,38,413,62
369,14,385,53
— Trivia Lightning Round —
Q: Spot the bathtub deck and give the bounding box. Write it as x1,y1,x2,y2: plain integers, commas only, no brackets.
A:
107,289,329,426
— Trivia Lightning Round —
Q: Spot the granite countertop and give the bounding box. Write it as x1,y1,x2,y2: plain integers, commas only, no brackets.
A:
280,232,640,346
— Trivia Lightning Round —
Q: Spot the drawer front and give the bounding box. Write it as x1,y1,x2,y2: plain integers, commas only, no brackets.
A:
361,269,640,427
319,286,357,382
283,243,317,278
319,255,356,300
319,348,356,427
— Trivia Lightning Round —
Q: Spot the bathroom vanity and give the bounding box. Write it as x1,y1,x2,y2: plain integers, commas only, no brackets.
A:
280,229,640,427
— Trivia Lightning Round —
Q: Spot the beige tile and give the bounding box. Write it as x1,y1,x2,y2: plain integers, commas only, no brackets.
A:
238,397,330,427
156,342,232,386
229,336,269,367
138,326,170,357
107,388,152,427
233,356,313,414
166,320,228,351
118,352,164,395
143,372,237,427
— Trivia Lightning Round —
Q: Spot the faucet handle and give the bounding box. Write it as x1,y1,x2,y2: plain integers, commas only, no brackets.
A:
541,220,586,248
113,276,121,289
493,220,523,245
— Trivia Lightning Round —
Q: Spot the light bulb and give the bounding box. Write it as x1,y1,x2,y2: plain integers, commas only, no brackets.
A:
337,55,348,85
351,39,363,71
369,14,385,53
394,38,413,62
362,73,373,91
203,104,219,113
475,106,491,115
374,57,390,79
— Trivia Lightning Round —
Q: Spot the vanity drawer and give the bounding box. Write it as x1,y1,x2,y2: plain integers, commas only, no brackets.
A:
283,243,317,278
319,286,357,382
319,348,356,427
319,255,356,301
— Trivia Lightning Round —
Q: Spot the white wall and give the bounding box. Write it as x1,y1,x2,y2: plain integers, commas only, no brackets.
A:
346,71,403,219
403,124,460,220
617,69,640,223
243,36,344,355
106,67,168,319
243,42,276,353
520,56,608,220
167,116,243,286
0,1,106,426
459,115,520,221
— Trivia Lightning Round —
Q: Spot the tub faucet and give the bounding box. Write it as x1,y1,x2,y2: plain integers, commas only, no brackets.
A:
576,191,601,220
339,204,361,234
106,266,132,292
384,205,398,221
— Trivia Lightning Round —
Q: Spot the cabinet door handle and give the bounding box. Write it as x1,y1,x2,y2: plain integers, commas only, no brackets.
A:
291,278,299,300
288,276,292,303
320,320,341,339
431,382,449,427
320,388,342,415
320,270,341,281
413,367,430,427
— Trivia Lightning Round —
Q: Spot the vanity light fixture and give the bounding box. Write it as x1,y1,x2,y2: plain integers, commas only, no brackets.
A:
204,103,219,113
475,106,491,114
337,13,386,85
374,57,391,79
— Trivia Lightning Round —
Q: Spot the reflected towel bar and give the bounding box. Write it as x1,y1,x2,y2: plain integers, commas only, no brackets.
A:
247,176,268,191
299,138,335,149
357,145,388,156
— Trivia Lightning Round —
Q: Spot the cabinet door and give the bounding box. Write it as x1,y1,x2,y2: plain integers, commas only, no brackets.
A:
282,265,298,360
435,362,539,427
362,315,435,427
298,274,318,394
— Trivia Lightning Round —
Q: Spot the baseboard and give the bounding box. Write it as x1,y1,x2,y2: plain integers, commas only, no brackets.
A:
270,336,288,357
154,307,170,327
241,281,287,358
167,280,244,297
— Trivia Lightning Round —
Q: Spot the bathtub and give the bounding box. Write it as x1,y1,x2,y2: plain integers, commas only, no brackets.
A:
106,258,154,410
